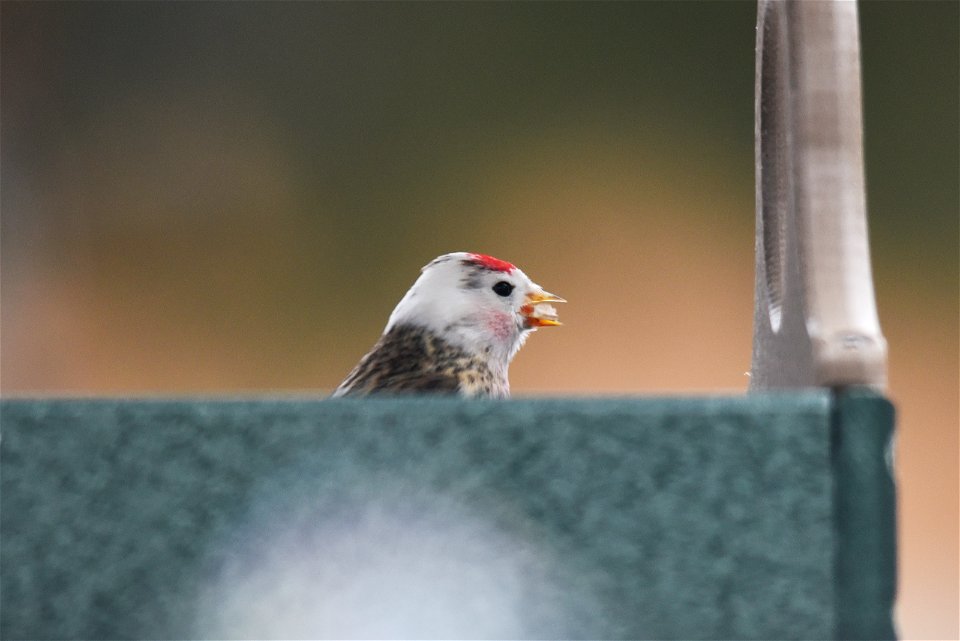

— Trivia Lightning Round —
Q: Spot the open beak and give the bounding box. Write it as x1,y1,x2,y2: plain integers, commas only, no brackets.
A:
521,290,566,328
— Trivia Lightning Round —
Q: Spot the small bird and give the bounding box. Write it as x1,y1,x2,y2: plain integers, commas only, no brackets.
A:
333,252,564,398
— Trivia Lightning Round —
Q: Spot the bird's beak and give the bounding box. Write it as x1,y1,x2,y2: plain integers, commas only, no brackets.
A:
521,290,566,328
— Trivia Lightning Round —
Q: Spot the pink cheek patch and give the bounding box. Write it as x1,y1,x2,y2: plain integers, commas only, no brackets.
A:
485,311,515,341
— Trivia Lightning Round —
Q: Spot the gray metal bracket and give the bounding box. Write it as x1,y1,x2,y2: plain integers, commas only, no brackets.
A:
751,0,887,390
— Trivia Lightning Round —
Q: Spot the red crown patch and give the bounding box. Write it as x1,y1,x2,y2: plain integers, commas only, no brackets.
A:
468,253,516,273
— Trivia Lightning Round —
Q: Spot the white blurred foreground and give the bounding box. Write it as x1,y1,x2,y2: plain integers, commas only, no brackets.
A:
193,485,588,639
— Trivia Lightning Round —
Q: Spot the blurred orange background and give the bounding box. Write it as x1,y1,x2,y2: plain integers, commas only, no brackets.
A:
2,2,956,638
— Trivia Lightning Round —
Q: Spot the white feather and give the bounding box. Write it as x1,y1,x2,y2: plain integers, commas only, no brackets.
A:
385,252,546,372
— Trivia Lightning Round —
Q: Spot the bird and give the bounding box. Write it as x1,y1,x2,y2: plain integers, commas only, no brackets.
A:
333,252,564,398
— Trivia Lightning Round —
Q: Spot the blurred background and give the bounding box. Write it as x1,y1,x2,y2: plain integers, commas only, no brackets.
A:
2,1,956,637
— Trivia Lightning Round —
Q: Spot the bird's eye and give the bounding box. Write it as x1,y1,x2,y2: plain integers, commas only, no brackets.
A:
492,281,514,297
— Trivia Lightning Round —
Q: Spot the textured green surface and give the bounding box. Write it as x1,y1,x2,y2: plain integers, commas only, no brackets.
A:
833,389,897,640
0,394,881,639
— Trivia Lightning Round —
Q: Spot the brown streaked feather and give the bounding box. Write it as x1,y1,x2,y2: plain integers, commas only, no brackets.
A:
333,324,502,398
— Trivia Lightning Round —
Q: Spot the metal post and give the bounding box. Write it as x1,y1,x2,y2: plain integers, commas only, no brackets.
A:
751,0,887,390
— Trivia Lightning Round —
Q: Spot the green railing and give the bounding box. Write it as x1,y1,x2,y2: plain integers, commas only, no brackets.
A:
1,392,894,639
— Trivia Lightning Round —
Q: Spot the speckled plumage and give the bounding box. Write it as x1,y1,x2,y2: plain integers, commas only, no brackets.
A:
332,252,563,399
333,324,504,398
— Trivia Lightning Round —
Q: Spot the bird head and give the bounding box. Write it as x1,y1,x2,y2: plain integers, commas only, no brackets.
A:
385,252,565,365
